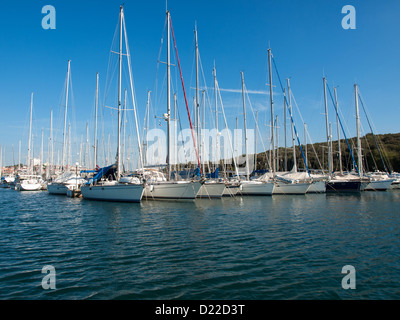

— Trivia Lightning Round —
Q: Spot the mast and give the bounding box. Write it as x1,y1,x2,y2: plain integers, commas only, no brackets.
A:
355,83,363,176
40,128,44,177
62,60,71,171
18,140,21,172
241,71,250,180
195,24,200,165
255,110,258,172
202,90,206,175
334,87,343,174
283,89,287,171
304,123,308,171
166,10,171,180
267,48,275,174
67,123,71,169
323,77,332,173
50,108,53,176
28,92,33,175
85,122,89,168
275,115,279,171
116,5,123,180
123,88,127,170
213,66,219,172
287,79,297,173
143,90,151,167
94,72,99,168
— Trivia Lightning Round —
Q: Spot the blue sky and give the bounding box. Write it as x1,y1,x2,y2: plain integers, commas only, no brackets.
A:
0,0,399,167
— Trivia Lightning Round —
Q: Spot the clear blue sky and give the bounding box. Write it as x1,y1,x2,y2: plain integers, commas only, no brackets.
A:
0,0,399,167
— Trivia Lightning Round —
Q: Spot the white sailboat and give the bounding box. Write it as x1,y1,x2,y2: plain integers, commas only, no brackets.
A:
192,26,225,199
143,9,201,201
237,71,275,196
264,51,311,195
16,93,43,192
47,60,87,195
81,6,144,203
353,84,394,191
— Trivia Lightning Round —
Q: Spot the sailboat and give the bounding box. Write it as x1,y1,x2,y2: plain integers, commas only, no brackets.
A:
237,71,275,196
81,6,144,203
47,60,86,195
211,66,242,197
256,49,311,195
192,26,225,199
15,93,43,191
142,9,201,201
322,79,363,193
353,84,394,191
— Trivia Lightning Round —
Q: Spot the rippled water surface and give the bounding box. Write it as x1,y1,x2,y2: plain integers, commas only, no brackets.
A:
1,188,400,300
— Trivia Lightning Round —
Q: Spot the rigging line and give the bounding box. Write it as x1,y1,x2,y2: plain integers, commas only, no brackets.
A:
216,79,240,177
244,82,272,171
326,83,359,175
360,122,378,171
357,92,389,173
169,15,202,175
290,90,324,171
271,57,310,176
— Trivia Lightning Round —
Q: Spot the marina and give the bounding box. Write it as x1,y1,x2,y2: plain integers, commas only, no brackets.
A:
1,1,400,302
1,187,400,300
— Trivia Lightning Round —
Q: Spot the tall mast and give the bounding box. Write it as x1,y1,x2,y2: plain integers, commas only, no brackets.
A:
28,92,34,175
287,78,297,173
67,123,71,169
85,122,89,168
50,108,53,176
213,66,219,172
334,87,342,174
283,89,287,171
267,48,275,174
40,128,44,177
195,24,200,164
304,123,308,171
18,140,21,172
355,83,363,176
323,77,332,173
166,10,171,180
202,90,206,175
144,90,151,167
255,110,258,171
241,71,249,180
94,72,99,168
275,115,279,171
62,60,71,171
123,88,127,170
117,5,123,180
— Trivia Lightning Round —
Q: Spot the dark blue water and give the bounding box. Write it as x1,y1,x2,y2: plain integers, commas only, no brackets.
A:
1,188,400,300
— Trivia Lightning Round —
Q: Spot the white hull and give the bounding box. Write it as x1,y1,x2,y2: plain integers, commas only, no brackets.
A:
363,179,394,191
16,182,42,191
273,182,311,195
47,183,69,195
143,181,201,201
196,181,226,198
307,181,326,193
81,183,144,202
239,181,274,196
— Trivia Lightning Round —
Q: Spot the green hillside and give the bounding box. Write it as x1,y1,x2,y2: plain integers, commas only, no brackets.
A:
255,132,400,173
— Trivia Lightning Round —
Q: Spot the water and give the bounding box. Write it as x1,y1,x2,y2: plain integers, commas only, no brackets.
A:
1,188,400,300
